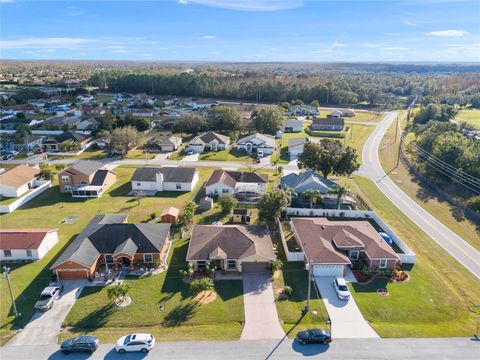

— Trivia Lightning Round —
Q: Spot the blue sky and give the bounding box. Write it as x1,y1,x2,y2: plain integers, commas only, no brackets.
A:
1,0,479,62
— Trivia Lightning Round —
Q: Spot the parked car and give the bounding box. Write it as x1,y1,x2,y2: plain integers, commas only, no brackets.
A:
186,149,194,155
296,328,332,344
333,277,350,300
115,333,155,353
34,284,62,311
60,336,99,354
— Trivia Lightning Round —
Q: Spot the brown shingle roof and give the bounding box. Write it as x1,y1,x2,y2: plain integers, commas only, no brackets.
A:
312,117,345,126
0,165,40,188
205,170,268,187
0,229,57,250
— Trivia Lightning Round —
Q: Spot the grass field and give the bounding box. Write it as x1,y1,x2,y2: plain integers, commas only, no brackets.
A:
379,112,479,250
0,166,214,344
454,109,480,129
347,176,480,337
198,148,254,163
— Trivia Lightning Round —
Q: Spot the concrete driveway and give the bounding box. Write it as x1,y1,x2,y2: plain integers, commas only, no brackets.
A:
240,273,285,340
183,153,199,162
314,277,378,339
7,280,85,346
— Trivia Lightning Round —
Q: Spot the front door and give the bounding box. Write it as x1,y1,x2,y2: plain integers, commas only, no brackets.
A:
212,259,223,270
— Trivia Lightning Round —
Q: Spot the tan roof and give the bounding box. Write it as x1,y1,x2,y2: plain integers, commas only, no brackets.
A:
0,229,57,250
187,225,275,261
0,165,39,188
161,207,180,217
291,218,399,264
206,170,268,188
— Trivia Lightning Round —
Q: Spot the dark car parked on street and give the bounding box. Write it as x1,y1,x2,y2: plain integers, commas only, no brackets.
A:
60,336,99,354
296,328,332,344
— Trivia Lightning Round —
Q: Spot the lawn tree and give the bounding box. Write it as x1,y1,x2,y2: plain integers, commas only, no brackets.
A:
257,189,292,222
14,123,31,145
302,188,321,208
218,195,238,214
110,126,140,157
331,184,349,209
208,105,241,133
189,278,214,295
39,164,53,180
297,140,359,178
107,283,131,304
100,111,116,131
310,99,320,108
173,113,207,135
251,107,284,135
179,201,196,230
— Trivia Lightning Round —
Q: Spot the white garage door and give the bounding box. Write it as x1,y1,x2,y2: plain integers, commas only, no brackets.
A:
312,264,344,277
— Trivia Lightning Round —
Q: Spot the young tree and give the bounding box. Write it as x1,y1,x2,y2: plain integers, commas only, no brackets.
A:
39,164,53,180
331,185,349,210
107,283,131,304
251,107,284,134
173,113,207,135
100,111,116,131
218,195,238,214
179,201,196,230
110,126,140,157
208,105,241,133
302,189,321,208
257,189,292,222
189,278,214,295
297,140,359,178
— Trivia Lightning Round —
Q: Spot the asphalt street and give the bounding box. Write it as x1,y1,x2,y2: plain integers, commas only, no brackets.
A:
358,111,480,279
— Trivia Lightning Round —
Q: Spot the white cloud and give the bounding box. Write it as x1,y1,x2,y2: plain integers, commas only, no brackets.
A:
139,53,153,57
0,37,95,49
0,0,15,3
332,42,347,48
380,46,409,51
112,50,128,53
107,45,127,49
206,50,221,55
426,30,468,37
202,35,216,39
177,0,303,11
362,43,381,48
403,20,416,26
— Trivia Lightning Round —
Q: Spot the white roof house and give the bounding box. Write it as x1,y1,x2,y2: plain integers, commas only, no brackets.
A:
236,133,276,155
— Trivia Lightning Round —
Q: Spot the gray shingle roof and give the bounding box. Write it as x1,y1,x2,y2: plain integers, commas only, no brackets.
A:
205,170,268,187
281,170,336,194
190,131,230,145
131,167,197,183
237,133,276,148
288,137,308,148
67,160,104,176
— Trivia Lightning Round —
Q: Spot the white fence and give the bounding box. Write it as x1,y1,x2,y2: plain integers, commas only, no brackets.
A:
0,180,51,214
276,217,305,262
285,208,416,264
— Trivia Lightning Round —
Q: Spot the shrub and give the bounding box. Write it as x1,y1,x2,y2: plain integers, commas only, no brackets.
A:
271,259,283,272
467,195,480,213
189,278,214,295
149,212,157,220
282,286,293,297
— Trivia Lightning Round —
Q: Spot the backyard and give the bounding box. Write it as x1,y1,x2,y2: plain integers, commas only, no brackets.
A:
454,108,480,129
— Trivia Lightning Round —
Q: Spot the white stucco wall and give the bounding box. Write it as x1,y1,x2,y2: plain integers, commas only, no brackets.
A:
205,183,235,196
131,180,158,192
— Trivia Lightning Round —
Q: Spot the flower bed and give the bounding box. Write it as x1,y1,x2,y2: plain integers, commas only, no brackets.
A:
352,269,375,283
390,270,410,283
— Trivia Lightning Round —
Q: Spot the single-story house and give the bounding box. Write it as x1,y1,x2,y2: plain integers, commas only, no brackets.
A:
311,117,345,131
13,135,44,151
287,137,308,161
43,131,91,151
161,207,179,224
76,117,100,131
205,170,268,201
11,105,36,115
145,135,182,152
81,107,105,116
77,94,94,102
0,165,40,198
236,133,276,156
0,228,59,261
58,160,117,197
285,105,319,116
283,119,303,133
329,110,343,118
187,225,276,272
132,109,154,117
50,214,171,279
131,167,199,194
280,170,336,194
43,116,82,129
291,217,400,277
341,109,356,117
185,131,230,153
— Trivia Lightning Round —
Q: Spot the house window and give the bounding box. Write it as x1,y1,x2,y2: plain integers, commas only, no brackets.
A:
144,254,153,263
176,184,181,190
214,189,218,195
379,259,387,269
4,250,12,257
105,255,114,264
197,261,206,269
26,249,32,257
227,260,236,269
61,176,70,183
349,251,359,260
64,185,71,191
136,182,141,186
80,181,87,185
222,188,229,194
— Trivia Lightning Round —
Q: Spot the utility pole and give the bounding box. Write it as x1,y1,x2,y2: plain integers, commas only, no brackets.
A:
305,262,312,312
394,114,399,143
3,267,19,319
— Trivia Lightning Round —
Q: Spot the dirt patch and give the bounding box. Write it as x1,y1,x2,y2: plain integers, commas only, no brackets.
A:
376,288,389,297
194,290,217,305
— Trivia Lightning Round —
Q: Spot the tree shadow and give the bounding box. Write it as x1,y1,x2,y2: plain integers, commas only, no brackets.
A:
162,301,198,327
214,280,243,302
350,277,390,293
71,302,116,329
108,182,131,197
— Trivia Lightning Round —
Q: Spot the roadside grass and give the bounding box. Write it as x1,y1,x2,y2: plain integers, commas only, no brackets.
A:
73,148,108,160
0,166,214,339
379,112,479,250
344,124,375,164
454,109,480,129
347,175,480,337
273,262,330,338
61,236,244,342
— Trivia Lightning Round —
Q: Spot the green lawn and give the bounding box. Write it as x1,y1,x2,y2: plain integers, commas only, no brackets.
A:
347,176,480,337
454,109,480,129
0,166,214,343
198,148,254,163
62,237,244,342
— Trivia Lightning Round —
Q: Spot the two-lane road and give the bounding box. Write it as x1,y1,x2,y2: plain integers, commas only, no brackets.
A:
358,112,480,279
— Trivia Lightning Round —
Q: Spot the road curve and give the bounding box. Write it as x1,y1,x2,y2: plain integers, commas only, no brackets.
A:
358,112,480,279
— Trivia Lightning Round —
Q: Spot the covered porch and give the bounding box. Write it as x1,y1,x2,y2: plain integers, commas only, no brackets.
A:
71,185,103,198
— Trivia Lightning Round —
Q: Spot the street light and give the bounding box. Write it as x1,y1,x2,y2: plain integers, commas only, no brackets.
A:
3,266,20,319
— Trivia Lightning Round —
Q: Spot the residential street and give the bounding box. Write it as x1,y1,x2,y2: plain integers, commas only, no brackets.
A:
1,338,479,359
358,111,480,279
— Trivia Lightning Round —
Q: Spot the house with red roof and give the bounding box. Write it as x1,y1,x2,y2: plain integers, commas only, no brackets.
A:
0,229,59,261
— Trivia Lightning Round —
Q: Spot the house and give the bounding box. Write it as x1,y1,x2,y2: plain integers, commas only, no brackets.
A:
81,107,105,116
341,109,356,117
280,170,336,194
0,229,59,261
285,105,319,116
236,133,276,156
145,135,182,152
58,160,117,197
13,135,43,151
43,116,82,129
50,214,171,279
161,207,179,224
283,119,303,133
311,118,345,131
131,167,198,195
205,170,268,201
12,105,36,115
329,110,343,118
0,165,40,198
76,117,100,131
291,217,400,276
232,208,250,224
132,109,154,117
287,137,308,161
187,225,276,272
77,94,94,103
185,131,230,153
43,131,91,151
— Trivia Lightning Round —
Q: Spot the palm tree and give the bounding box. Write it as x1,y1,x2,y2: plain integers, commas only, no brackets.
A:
303,189,321,208
331,185,349,210
107,283,131,304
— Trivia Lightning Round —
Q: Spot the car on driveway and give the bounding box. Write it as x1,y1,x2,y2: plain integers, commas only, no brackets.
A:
60,336,99,354
34,283,62,311
296,328,332,344
115,333,155,353
333,277,351,300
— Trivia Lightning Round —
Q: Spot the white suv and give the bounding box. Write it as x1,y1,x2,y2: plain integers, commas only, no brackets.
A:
115,333,155,353
333,277,351,301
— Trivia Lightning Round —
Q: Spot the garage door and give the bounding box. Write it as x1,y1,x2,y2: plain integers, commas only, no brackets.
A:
312,264,344,277
56,269,89,280
241,262,270,273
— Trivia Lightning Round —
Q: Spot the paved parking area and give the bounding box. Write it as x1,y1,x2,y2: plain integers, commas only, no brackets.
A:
7,280,85,346
183,153,199,162
314,277,379,339
240,273,285,340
